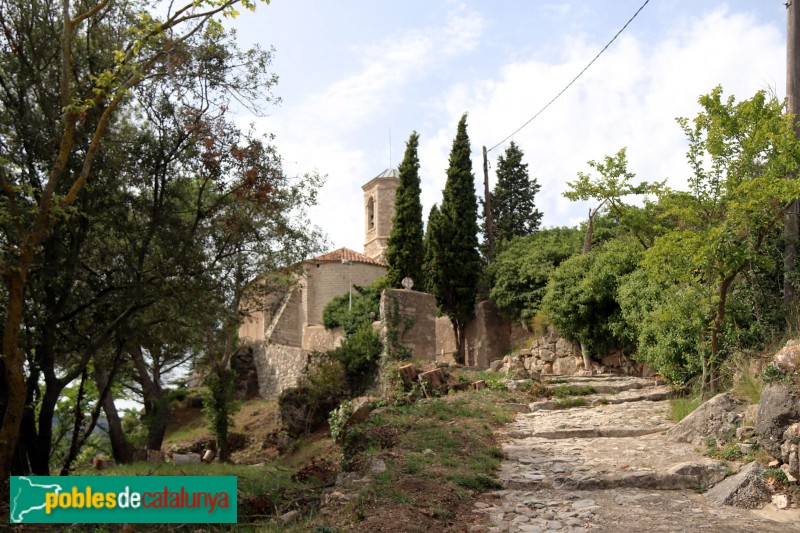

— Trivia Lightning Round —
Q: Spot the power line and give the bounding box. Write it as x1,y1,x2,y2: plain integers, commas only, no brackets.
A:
487,0,652,153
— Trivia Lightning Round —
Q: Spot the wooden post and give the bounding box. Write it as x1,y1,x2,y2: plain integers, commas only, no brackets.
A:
786,1,800,304
483,145,494,260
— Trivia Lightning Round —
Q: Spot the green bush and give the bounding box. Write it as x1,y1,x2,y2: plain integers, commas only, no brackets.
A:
278,360,346,437
322,277,388,335
331,324,383,394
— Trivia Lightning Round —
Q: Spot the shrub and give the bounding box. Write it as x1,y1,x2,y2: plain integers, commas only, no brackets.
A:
278,360,346,437
331,324,383,394
322,277,388,335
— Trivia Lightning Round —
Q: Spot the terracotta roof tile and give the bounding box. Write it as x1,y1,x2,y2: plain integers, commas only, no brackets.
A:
309,247,386,266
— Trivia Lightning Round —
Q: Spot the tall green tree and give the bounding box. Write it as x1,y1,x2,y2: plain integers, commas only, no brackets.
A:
386,132,424,288
486,141,542,247
432,114,481,364
0,0,273,482
422,204,442,294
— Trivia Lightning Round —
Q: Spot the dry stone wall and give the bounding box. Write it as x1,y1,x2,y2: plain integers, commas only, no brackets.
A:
249,341,309,398
492,326,647,376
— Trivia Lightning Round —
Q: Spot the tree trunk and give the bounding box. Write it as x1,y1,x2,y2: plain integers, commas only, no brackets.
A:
95,366,131,464
580,341,591,372
451,318,466,365
130,346,168,453
0,272,30,480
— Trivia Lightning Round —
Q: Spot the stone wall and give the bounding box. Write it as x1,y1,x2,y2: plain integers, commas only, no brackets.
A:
380,289,437,360
269,287,304,347
249,341,310,398
304,261,386,326
302,324,344,352
433,302,509,366
493,326,648,376
363,177,398,261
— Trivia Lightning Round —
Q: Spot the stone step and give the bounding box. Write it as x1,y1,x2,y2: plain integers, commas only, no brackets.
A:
528,385,672,411
502,461,728,492
506,425,671,440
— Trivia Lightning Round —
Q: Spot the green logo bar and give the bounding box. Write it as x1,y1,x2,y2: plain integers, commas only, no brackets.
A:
9,476,237,524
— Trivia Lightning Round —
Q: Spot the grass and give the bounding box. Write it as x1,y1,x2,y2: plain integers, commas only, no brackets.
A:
549,384,596,398
669,396,701,422
552,397,589,409
728,354,764,404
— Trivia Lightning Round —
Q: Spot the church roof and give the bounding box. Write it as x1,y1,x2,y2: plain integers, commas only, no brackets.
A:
309,247,386,266
375,168,399,178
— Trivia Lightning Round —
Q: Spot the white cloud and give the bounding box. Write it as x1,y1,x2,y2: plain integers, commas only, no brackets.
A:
250,4,485,251
415,7,784,231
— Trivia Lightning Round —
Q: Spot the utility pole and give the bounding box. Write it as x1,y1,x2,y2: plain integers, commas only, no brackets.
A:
483,145,494,261
786,1,800,304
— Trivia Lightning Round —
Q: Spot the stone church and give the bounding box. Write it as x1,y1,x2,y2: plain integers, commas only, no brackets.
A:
237,169,400,397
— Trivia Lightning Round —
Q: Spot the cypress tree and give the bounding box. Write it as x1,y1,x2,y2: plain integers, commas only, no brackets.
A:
435,114,480,364
386,132,424,288
422,204,442,294
488,141,542,246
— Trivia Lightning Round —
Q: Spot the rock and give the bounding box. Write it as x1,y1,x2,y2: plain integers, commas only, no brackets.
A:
772,340,800,374
705,462,771,509
781,423,800,479
780,463,798,482
539,349,556,362
146,449,164,463
202,449,216,463
552,356,580,375
755,383,800,458
370,458,387,474
667,393,745,445
173,453,202,465
418,368,447,392
772,494,789,510
489,359,503,372
278,509,300,523
735,426,755,440
506,379,532,391
555,338,575,358
667,461,727,487
518,348,532,357
507,403,531,414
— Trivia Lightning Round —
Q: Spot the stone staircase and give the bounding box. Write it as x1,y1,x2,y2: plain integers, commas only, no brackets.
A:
472,375,798,533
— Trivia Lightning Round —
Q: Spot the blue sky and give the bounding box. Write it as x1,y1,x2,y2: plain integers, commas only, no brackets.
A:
225,1,789,253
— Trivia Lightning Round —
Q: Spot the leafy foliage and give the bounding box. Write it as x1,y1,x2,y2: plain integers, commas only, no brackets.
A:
331,325,383,394
541,237,642,356
484,141,542,247
487,228,582,321
322,277,388,335
387,132,425,288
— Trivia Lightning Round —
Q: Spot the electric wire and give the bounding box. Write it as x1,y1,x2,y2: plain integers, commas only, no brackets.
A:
487,0,652,153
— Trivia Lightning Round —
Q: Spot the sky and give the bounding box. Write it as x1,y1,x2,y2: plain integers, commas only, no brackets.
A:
223,0,789,254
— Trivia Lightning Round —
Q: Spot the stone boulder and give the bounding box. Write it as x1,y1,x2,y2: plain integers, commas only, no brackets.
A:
755,383,800,459
552,356,581,375
173,453,202,466
780,422,800,480
772,339,800,374
666,393,745,445
705,462,771,509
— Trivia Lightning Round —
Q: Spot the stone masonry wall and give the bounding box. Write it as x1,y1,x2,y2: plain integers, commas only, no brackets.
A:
493,326,648,377
269,287,303,347
304,261,386,326
250,341,309,398
302,324,344,352
434,302,510,366
380,289,437,360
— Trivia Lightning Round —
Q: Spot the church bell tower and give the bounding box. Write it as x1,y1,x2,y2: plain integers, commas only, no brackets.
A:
362,168,399,263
